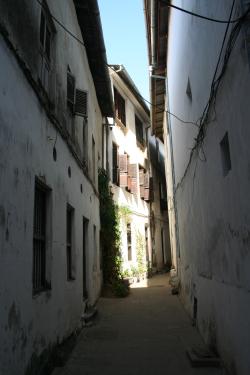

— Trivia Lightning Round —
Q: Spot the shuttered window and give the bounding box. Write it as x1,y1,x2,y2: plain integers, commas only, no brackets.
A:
128,164,138,196
119,154,128,188
75,89,88,118
66,70,88,118
144,171,150,201
67,71,75,113
139,167,145,199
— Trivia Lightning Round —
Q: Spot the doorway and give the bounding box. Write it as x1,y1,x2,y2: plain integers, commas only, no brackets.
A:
83,217,89,300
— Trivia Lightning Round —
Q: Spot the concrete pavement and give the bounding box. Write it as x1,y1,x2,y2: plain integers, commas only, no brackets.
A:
53,274,225,375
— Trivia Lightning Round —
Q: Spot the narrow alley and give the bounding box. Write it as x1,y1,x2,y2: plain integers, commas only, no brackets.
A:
52,274,223,375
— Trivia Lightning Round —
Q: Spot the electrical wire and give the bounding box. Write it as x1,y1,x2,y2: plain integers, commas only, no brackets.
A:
34,0,249,132
35,0,85,47
159,0,242,24
108,65,199,127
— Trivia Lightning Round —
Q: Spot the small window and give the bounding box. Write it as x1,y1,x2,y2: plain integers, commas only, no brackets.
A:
114,87,126,126
220,132,232,176
127,223,132,261
66,204,74,280
66,67,88,118
33,179,50,294
135,115,144,146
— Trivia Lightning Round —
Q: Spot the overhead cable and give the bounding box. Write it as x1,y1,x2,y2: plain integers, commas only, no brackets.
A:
159,0,242,24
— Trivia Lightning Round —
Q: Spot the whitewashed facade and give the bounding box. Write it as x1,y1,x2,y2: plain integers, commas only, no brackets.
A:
145,1,250,374
0,1,113,374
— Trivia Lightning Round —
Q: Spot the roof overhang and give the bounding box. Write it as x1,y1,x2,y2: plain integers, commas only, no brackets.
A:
144,0,169,141
110,65,150,117
74,0,114,117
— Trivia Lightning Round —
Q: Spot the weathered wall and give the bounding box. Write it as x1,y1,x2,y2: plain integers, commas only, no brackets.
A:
165,0,250,374
0,1,104,374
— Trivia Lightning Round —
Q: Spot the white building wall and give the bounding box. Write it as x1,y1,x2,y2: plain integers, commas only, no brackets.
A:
165,1,250,373
0,1,105,373
109,69,151,273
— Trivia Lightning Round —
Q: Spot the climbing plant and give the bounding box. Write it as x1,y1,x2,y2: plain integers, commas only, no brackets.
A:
136,231,147,276
98,168,122,285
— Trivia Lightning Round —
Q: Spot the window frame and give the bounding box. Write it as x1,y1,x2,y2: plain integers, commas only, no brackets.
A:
114,87,126,127
135,114,145,147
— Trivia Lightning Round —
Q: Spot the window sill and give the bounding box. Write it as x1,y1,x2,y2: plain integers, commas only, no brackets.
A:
115,117,128,133
32,284,51,298
136,140,146,151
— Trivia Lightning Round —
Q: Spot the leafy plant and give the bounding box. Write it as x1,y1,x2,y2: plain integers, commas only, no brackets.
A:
136,231,147,276
112,279,129,297
98,168,129,297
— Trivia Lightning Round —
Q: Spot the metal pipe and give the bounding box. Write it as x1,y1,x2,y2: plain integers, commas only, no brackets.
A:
150,0,157,68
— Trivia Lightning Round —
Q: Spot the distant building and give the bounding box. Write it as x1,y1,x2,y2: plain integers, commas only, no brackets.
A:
148,135,171,271
0,1,113,374
108,65,170,277
145,1,250,374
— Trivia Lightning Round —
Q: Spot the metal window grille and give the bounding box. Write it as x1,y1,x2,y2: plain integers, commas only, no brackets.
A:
33,183,47,293
127,223,132,261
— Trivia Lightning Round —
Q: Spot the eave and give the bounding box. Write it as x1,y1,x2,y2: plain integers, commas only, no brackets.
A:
74,0,114,117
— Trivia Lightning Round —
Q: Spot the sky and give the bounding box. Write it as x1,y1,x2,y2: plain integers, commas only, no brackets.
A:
98,0,150,102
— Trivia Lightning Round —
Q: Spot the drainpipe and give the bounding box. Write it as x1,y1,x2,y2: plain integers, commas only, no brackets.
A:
150,0,157,69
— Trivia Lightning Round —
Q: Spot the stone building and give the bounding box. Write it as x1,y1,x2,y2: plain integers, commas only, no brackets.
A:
145,1,250,374
0,0,113,374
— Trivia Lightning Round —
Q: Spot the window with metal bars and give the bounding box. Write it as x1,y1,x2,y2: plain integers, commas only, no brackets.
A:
66,204,74,280
33,180,48,294
127,223,132,261
114,87,126,126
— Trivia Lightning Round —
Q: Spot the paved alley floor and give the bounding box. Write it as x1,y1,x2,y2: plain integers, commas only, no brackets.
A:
53,274,224,375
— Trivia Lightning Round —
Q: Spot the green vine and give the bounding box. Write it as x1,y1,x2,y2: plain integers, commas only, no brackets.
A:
98,168,129,297
136,231,147,276
118,205,132,224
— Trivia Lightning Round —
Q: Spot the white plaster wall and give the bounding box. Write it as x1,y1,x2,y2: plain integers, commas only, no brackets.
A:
165,1,250,373
0,1,103,373
108,70,151,272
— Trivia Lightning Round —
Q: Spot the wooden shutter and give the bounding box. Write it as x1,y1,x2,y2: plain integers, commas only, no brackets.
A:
119,154,128,187
120,173,128,187
67,72,75,112
127,176,132,191
119,154,128,173
149,177,154,201
144,172,150,188
140,185,145,199
128,164,138,196
139,169,144,185
144,171,150,201
75,89,88,117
